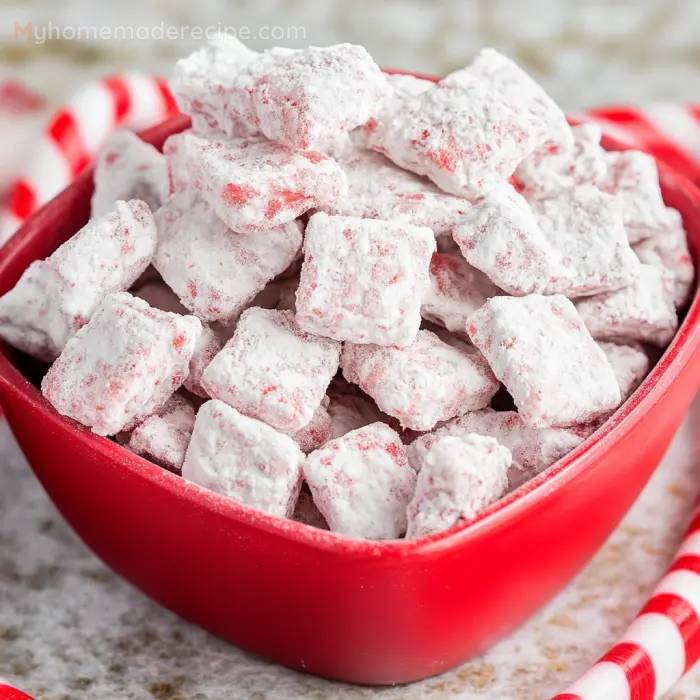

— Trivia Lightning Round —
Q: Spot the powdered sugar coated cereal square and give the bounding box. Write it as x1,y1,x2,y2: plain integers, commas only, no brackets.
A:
128,394,196,474
575,264,678,347
406,433,511,539
597,342,650,403
467,295,621,428
154,189,302,324
341,330,499,431
292,397,333,453
182,400,303,517
296,212,435,346
42,292,202,436
202,307,341,433
163,131,193,195
303,422,416,539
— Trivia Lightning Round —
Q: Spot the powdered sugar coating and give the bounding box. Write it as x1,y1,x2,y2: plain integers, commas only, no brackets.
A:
453,186,556,295
467,295,621,428
183,324,223,398
406,433,511,539
410,408,584,473
384,72,434,99
163,131,192,195
91,131,168,217
202,308,340,433
296,212,435,346
182,400,304,518
154,189,302,324
42,292,202,436
128,394,196,474
292,397,333,453
531,185,641,297
341,330,499,431
367,71,537,199
634,208,694,308
421,253,502,334
303,422,416,539
598,341,650,403
176,132,346,233
575,264,679,347
0,200,156,361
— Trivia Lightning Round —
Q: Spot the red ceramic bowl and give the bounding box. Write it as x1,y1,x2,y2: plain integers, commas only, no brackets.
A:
1,92,700,687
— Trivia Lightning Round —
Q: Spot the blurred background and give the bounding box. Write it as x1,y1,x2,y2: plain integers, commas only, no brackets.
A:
0,0,699,111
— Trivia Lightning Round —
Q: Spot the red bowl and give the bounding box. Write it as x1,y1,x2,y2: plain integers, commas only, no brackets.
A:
2,95,700,687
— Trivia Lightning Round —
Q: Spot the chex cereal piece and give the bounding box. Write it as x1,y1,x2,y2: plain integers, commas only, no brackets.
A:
421,253,501,334
154,190,302,324
318,146,471,234
182,400,303,517
410,408,585,473
245,44,391,151
467,295,621,428
598,341,650,403
0,200,156,361
128,394,196,474
600,150,672,243
634,208,694,308
202,308,341,433
91,131,168,217
296,212,435,346
406,433,511,539
42,293,202,436
516,123,608,196
575,264,679,347
465,48,572,146
341,329,499,431
292,488,329,530
292,397,333,453
163,131,192,195
327,392,385,439
303,422,416,539
170,37,259,139
531,185,641,297
183,324,223,398
452,185,556,295
367,70,538,199
178,131,346,233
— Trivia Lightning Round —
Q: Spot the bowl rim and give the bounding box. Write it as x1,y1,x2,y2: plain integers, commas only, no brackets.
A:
1,73,700,559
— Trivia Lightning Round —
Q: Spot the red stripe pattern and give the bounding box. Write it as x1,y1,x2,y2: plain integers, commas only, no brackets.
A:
102,75,132,123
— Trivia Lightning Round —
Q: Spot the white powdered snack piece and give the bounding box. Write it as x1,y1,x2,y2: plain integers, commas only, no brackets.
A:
296,212,435,347
303,422,416,539
406,433,511,539
182,400,304,518
41,292,202,436
598,341,650,403
291,397,333,454
154,189,302,324
467,294,621,428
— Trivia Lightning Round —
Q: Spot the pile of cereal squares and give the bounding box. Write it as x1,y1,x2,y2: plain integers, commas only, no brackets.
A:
0,39,693,540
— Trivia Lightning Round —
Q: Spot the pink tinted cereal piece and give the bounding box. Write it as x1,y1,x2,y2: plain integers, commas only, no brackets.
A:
406,433,511,539
128,394,196,474
531,185,641,297
0,200,157,361
575,264,679,347
341,330,499,431
516,123,608,196
600,150,672,243
180,132,346,233
467,295,621,428
41,292,203,436
296,212,435,346
634,208,694,308
154,190,302,324
409,408,584,473
466,48,572,146
421,253,501,334
170,38,259,139
247,44,391,151
367,70,538,199
163,131,193,195
318,146,471,234
91,131,168,217
202,308,341,433
452,186,556,295
292,397,333,453
292,488,329,530
327,393,385,439
303,422,416,539
182,400,304,518
183,324,223,398
597,341,650,403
